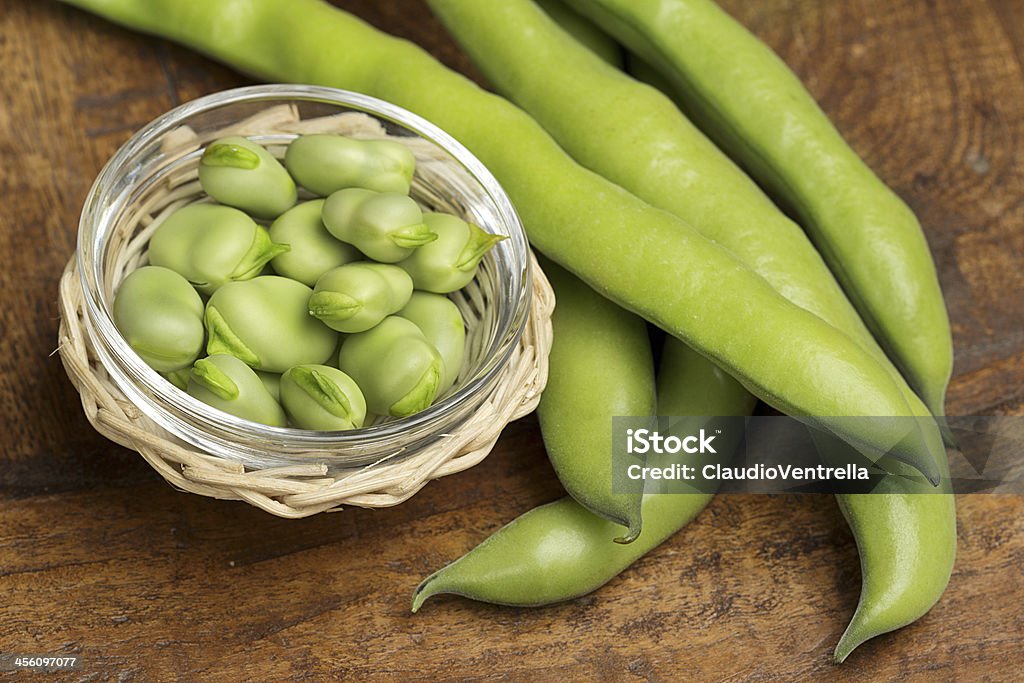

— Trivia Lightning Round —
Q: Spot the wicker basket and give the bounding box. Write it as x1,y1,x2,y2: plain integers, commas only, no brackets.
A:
56,104,554,518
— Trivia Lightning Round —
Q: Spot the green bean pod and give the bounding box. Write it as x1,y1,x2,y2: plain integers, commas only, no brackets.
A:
833,460,956,662
537,260,654,539
113,265,205,373
413,336,754,610
268,200,361,286
284,133,416,195
148,203,289,295
398,212,506,293
563,0,953,419
186,353,287,426
309,262,413,333
205,276,339,372
199,136,297,219
322,188,436,263
535,0,621,67
397,292,465,393
64,0,942,481
280,364,367,430
337,316,444,417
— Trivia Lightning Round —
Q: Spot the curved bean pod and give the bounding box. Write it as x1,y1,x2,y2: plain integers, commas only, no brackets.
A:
537,259,654,539
412,337,754,610
833,459,956,662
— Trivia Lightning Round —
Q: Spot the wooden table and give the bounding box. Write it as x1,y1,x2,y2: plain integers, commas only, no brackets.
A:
2,1,1022,680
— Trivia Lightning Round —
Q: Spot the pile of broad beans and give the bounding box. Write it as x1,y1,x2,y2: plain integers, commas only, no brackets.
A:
67,0,956,663
114,132,501,429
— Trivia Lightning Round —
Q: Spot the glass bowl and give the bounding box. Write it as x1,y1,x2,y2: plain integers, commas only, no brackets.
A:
76,84,532,470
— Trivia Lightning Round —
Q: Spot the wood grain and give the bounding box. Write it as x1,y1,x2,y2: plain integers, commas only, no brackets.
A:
1,0,1022,680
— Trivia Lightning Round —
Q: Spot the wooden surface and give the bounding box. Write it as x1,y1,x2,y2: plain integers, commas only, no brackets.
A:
2,0,1023,680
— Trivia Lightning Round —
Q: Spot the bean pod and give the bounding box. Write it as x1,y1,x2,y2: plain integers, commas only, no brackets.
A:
563,0,953,419
537,259,652,539
412,336,754,610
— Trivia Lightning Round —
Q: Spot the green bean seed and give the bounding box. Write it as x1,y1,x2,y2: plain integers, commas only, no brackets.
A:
162,367,193,391
148,203,289,296
199,136,297,219
205,276,338,373
284,133,416,195
280,364,367,430
397,291,465,393
337,316,444,417
322,188,436,263
113,265,205,373
268,200,361,286
398,212,505,293
186,353,287,426
309,262,413,333
255,370,282,402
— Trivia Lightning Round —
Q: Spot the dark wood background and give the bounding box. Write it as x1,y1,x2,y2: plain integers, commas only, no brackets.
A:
2,0,1022,680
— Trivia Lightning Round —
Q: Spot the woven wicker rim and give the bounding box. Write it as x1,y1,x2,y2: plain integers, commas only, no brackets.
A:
56,104,554,518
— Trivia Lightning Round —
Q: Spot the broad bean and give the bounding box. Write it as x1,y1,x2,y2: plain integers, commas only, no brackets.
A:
199,136,297,219
186,353,288,426
285,133,416,195
309,262,414,333
398,212,505,293
268,200,361,286
112,265,205,373
280,364,367,430
337,316,444,417
148,203,288,295
397,292,465,393
322,188,435,263
205,275,338,372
